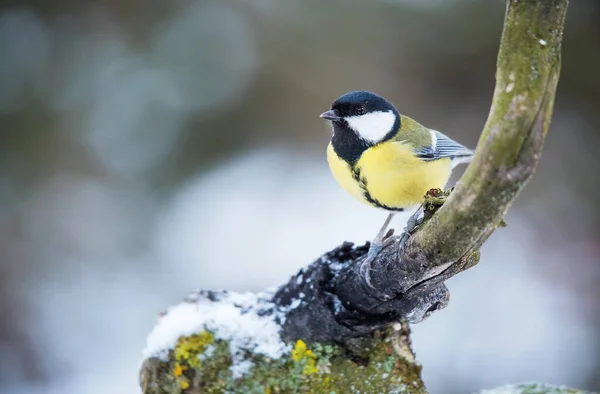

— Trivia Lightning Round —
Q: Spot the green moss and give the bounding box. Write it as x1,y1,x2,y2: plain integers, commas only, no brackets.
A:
382,355,397,373
140,324,426,394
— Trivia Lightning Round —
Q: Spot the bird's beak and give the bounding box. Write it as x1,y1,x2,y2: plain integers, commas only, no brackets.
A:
319,110,341,122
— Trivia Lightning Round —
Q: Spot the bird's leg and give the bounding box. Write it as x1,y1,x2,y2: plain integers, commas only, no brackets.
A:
373,212,396,244
398,204,425,250
359,213,396,289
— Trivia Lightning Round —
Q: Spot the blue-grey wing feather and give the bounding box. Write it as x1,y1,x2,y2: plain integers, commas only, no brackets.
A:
414,144,438,160
414,130,473,167
434,131,472,158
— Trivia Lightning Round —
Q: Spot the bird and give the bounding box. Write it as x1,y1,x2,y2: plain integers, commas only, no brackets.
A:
320,90,474,288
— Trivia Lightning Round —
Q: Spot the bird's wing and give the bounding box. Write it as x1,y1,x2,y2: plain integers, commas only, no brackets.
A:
414,130,473,164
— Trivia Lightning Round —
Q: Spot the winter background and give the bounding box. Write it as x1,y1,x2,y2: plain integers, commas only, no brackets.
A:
1,0,599,393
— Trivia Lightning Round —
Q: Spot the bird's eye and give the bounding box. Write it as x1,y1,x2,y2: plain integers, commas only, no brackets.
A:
356,106,366,115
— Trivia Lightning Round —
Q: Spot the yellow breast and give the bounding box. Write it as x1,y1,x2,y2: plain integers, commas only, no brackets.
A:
326,141,452,210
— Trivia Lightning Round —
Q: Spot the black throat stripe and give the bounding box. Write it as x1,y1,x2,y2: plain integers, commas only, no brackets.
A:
350,164,404,212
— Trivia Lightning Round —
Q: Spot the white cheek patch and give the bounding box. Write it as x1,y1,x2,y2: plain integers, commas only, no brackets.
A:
345,110,396,143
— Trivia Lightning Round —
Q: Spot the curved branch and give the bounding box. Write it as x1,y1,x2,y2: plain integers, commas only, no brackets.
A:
405,0,566,268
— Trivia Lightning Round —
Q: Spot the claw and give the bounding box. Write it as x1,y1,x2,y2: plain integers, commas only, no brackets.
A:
399,205,425,248
360,207,426,288
359,249,378,289
398,231,410,251
360,233,396,289
358,212,396,288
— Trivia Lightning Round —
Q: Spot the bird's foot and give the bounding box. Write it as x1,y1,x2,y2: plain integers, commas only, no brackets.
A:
398,205,425,250
359,234,396,289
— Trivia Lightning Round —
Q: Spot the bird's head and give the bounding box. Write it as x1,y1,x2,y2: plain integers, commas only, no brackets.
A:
320,90,401,146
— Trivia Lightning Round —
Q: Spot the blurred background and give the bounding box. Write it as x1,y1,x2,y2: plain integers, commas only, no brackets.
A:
0,0,599,393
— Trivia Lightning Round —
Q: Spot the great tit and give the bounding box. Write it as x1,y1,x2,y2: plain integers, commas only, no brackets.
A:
320,90,473,287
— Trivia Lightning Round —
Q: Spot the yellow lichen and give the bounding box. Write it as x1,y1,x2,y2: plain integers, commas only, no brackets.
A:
180,378,189,390
292,340,318,375
291,340,307,362
173,360,190,389
173,331,214,368
303,361,318,375
173,363,184,377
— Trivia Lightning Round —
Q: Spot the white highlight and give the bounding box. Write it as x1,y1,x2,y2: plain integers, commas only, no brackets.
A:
429,129,438,149
345,110,396,143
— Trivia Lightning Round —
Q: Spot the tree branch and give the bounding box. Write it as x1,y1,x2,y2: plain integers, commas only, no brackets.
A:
140,1,572,393
404,0,566,270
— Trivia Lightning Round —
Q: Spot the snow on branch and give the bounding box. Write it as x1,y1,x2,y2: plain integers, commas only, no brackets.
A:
143,290,290,379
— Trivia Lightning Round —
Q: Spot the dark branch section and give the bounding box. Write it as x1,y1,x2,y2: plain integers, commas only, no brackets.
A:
274,238,462,346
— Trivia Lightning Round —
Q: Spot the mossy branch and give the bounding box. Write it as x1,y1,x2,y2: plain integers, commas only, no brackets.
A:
140,1,573,393
404,0,567,269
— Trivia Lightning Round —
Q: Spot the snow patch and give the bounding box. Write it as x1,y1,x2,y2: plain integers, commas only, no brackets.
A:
329,261,346,272
230,359,254,379
143,290,291,378
288,298,302,310
332,296,345,313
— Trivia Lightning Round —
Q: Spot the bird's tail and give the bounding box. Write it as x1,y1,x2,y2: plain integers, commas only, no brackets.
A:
450,150,475,169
